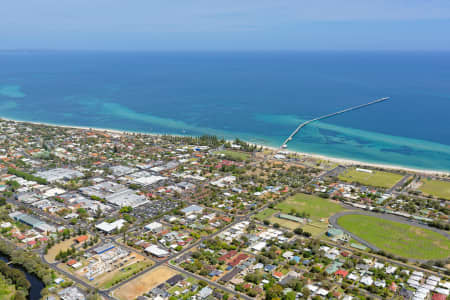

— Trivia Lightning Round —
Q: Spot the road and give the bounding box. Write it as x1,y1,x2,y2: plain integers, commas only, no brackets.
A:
103,215,252,299
387,174,411,193
169,264,253,300
319,165,346,179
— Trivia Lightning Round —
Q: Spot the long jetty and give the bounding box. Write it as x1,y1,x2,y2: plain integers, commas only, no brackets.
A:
280,97,390,149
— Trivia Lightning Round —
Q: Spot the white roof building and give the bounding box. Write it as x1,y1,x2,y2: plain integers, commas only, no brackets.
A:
96,219,126,233
144,222,163,232
210,176,236,187
58,286,85,300
105,189,149,208
134,175,166,186
181,205,203,215
251,242,267,252
361,276,373,286
145,245,169,257
385,266,397,274
35,168,83,183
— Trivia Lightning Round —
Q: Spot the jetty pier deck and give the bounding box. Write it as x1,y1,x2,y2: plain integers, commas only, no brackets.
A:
280,97,390,149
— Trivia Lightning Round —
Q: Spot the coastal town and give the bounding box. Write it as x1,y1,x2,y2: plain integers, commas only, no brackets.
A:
0,118,448,300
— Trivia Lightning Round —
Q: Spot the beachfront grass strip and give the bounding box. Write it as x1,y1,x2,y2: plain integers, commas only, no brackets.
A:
419,179,450,200
337,214,450,260
254,208,277,221
217,150,250,162
338,168,403,189
100,260,153,289
275,193,344,222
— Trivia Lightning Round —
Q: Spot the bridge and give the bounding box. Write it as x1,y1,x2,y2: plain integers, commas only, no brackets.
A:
280,97,390,149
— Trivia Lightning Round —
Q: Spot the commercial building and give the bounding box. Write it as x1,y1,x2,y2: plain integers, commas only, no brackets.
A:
9,211,56,233
93,243,115,254
79,181,127,199
134,175,167,186
144,222,163,233
145,245,169,257
95,219,126,233
35,168,83,183
105,189,149,208
278,213,305,223
181,205,203,215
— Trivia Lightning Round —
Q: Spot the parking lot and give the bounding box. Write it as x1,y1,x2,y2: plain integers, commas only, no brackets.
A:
132,198,181,220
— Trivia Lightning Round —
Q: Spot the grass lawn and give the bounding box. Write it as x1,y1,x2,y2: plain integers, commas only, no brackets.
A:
302,223,328,237
254,208,277,221
275,193,344,222
268,216,299,230
419,179,450,200
337,214,450,260
100,260,153,289
265,193,343,235
217,150,250,161
338,168,403,188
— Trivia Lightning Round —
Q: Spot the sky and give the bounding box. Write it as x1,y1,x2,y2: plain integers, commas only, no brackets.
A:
2,0,450,51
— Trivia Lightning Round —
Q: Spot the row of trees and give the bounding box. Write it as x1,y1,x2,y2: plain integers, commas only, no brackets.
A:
7,167,48,185
163,134,225,148
427,220,450,231
55,247,77,262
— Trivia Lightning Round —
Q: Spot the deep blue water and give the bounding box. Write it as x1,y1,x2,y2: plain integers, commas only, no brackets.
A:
1,51,450,171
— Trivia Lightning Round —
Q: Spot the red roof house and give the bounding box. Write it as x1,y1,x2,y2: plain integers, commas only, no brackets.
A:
432,293,446,300
335,269,349,277
272,271,284,280
67,259,77,266
75,235,88,243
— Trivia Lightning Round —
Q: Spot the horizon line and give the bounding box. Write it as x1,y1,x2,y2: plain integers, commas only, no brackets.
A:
1,49,450,53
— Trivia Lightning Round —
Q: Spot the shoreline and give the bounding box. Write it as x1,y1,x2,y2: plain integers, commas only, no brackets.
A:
1,116,449,176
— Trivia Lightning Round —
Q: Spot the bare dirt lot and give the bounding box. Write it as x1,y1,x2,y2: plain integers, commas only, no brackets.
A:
44,235,91,263
112,266,178,300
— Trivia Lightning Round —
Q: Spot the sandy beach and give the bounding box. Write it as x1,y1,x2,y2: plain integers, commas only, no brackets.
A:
2,117,449,176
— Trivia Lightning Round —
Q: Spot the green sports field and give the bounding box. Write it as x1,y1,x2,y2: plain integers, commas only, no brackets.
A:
419,179,450,200
337,214,450,260
275,193,344,222
254,208,277,221
217,150,250,161
338,168,403,188
254,194,344,236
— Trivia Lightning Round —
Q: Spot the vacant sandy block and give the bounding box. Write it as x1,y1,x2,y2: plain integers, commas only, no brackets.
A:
112,266,179,300
44,235,91,263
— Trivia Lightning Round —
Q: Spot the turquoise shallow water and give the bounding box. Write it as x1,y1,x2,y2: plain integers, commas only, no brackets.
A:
0,51,450,171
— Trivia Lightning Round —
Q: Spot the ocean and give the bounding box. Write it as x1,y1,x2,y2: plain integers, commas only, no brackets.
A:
1,50,450,171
